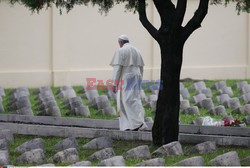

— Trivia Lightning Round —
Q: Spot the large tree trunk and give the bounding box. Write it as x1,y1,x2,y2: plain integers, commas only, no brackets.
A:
138,0,209,146
152,38,184,146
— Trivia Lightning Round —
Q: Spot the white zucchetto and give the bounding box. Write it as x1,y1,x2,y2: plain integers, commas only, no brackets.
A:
118,35,129,41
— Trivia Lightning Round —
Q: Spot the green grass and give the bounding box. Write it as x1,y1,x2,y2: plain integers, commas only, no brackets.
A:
8,135,250,166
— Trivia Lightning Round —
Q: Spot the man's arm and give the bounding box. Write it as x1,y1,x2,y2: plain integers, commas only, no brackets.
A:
112,65,123,93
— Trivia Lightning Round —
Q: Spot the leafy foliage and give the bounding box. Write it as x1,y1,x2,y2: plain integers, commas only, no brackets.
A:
7,0,139,13
5,0,250,14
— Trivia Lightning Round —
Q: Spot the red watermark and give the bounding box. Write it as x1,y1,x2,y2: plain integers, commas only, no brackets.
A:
86,78,163,91
86,78,124,90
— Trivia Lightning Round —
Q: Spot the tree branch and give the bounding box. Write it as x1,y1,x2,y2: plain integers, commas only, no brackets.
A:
153,0,175,34
182,0,209,41
173,0,187,28
138,0,159,41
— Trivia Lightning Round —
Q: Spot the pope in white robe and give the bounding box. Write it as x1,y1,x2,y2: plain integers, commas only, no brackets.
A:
110,35,148,131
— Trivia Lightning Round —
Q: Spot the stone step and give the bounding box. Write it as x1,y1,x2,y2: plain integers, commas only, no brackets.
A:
0,122,249,147
0,114,249,137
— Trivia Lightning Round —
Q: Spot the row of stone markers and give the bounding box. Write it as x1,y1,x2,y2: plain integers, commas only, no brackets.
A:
180,81,250,116
0,87,5,112
7,87,33,115
0,129,14,166
35,86,61,117
1,131,249,166
83,89,116,116
57,86,90,116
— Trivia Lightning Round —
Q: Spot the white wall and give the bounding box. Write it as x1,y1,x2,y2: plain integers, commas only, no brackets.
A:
0,1,249,88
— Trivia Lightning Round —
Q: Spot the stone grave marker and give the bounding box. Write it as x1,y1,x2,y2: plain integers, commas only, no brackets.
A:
100,106,116,116
16,148,46,165
182,106,200,115
0,139,8,151
85,90,99,101
60,85,73,92
14,87,29,93
197,88,212,98
36,86,51,94
223,115,234,121
180,88,190,99
53,137,78,151
67,101,83,110
64,97,82,106
38,100,57,111
137,158,165,166
240,92,250,104
15,138,45,154
57,89,76,99
241,85,250,94
82,136,113,149
37,91,54,101
71,161,91,166
123,145,151,160
186,141,217,154
38,106,61,117
53,148,79,164
174,156,204,166
208,105,227,116
99,156,126,166
71,105,90,117
16,107,33,115
0,102,4,113
9,91,29,101
152,141,183,157
145,117,153,123
38,96,55,105
224,98,241,109
180,100,190,110
88,148,115,161
107,90,116,102
209,151,240,166
0,150,9,165
190,94,206,104
189,81,207,91
9,96,31,111
243,116,250,125
180,94,183,101
179,82,184,90
0,129,14,142
216,94,230,105
0,87,5,97
95,95,111,110
242,104,250,115
197,98,214,111
212,81,227,91
218,87,234,97
234,81,248,90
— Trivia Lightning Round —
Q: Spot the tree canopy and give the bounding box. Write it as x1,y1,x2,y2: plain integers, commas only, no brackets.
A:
7,0,250,14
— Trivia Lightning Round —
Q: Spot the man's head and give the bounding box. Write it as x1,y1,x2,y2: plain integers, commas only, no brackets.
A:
118,35,129,48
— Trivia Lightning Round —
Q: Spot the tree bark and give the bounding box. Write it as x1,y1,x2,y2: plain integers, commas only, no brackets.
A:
152,36,183,146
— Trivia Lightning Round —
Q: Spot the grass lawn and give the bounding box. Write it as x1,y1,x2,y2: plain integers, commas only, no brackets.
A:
9,135,250,166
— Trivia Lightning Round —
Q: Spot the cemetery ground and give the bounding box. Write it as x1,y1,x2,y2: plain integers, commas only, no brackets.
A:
5,134,250,166
0,79,250,166
1,79,249,125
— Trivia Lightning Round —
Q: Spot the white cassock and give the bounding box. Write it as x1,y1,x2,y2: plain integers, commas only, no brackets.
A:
110,43,148,131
